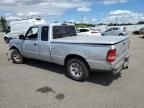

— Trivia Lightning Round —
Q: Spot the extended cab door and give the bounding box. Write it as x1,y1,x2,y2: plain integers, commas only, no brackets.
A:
38,26,52,62
22,26,39,59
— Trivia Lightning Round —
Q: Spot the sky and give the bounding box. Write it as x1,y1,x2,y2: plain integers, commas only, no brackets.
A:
0,0,144,24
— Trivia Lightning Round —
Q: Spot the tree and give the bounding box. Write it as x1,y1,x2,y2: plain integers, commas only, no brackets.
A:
137,21,144,25
75,23,95,28
0,16,8,32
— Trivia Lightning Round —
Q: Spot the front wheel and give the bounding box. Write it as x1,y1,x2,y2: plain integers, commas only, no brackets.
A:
66,58,90,81
4,37,9,44
11,49,25,64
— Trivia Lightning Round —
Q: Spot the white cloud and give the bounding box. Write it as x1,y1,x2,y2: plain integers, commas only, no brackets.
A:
1,0,16,5
91,18,97,22
27,12,42,16
5,12,12,16
0,0,91,19
77,7,91,12
17,12,24,17
102,10,144,23
101,0,128,5
109,10,132,16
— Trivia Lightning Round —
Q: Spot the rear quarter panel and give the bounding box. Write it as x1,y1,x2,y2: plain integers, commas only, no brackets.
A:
111,37,129,69
50,42,112,70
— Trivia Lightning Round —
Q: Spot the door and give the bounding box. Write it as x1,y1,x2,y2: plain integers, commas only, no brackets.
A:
113,28,119,35
39,26,52,62
105,28,112,35
22,27,39,59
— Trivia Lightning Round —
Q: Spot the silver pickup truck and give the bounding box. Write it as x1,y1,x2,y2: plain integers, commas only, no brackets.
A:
8,23,130,81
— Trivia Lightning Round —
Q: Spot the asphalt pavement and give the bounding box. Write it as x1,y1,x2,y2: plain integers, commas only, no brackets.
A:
0,33,144,108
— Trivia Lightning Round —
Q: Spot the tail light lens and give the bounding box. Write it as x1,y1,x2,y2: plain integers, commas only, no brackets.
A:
123,27,127,32
107,49,116,62
91,32,97,34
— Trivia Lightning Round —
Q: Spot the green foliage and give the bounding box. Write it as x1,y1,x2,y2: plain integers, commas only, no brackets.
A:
137,21,144,25
75,23,95,28
107,23,134,26
0,16,8,32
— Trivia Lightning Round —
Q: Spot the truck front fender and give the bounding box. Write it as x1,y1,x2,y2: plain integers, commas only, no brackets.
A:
9,46,19,51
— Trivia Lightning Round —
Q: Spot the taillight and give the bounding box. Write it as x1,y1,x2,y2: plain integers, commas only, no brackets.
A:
91,32,97,34
107,49,116,62
123,27,127,32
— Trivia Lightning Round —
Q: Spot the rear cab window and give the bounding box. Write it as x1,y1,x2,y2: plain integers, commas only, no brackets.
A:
53,25,77,39
41,26,49,41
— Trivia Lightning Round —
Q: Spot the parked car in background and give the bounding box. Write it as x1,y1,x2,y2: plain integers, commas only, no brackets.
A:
4,18,46,43
77,28,101,36
8,23,130,81
133,27,144,35
102,26,128,36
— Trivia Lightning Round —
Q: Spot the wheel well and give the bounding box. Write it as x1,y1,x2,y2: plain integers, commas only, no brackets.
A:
119,33,124,36
64,54,90,70
9,46,19,52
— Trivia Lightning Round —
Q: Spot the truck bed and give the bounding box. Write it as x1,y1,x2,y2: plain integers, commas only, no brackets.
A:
52,35,128,45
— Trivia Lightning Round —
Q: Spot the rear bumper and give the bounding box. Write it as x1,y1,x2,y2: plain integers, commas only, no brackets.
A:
112,54,130,74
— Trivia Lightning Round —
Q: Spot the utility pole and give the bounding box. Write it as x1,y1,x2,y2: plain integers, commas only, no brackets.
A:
81,15,84,23
115,17,118,26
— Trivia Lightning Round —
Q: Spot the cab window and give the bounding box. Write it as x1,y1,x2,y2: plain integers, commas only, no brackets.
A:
25,27,39,40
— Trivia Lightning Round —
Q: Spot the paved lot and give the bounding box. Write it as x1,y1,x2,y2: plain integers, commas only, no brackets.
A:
0,33,144,108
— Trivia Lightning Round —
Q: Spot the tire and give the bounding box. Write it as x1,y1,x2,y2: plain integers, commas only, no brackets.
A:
66,58,90,81
11,49,24,64
134,31,139,35
4,37,9,44
102,34,105,36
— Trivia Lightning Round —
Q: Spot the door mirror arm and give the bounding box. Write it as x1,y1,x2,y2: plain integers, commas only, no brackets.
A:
19,35,25,40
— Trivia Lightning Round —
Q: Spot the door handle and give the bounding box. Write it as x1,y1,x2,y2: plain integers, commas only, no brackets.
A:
34,43,37,46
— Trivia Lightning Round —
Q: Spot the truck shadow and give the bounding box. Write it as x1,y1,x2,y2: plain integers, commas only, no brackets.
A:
26,59,65,75
25,59,121,86
88,72,121,86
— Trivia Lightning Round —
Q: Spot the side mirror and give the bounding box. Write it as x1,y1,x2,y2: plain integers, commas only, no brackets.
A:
19,35,25,40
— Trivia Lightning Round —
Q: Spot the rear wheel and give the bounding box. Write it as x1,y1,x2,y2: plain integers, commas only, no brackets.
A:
66,58,90,81
11,49,25,64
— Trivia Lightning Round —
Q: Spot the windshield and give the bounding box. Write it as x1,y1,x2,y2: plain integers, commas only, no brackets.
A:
53,25,77,39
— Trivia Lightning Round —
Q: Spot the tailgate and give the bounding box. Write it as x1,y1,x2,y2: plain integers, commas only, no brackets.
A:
115,38,129,58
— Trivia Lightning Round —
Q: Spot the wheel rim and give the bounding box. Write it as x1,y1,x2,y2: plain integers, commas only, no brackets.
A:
70,63,83,78
12,51,22,62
